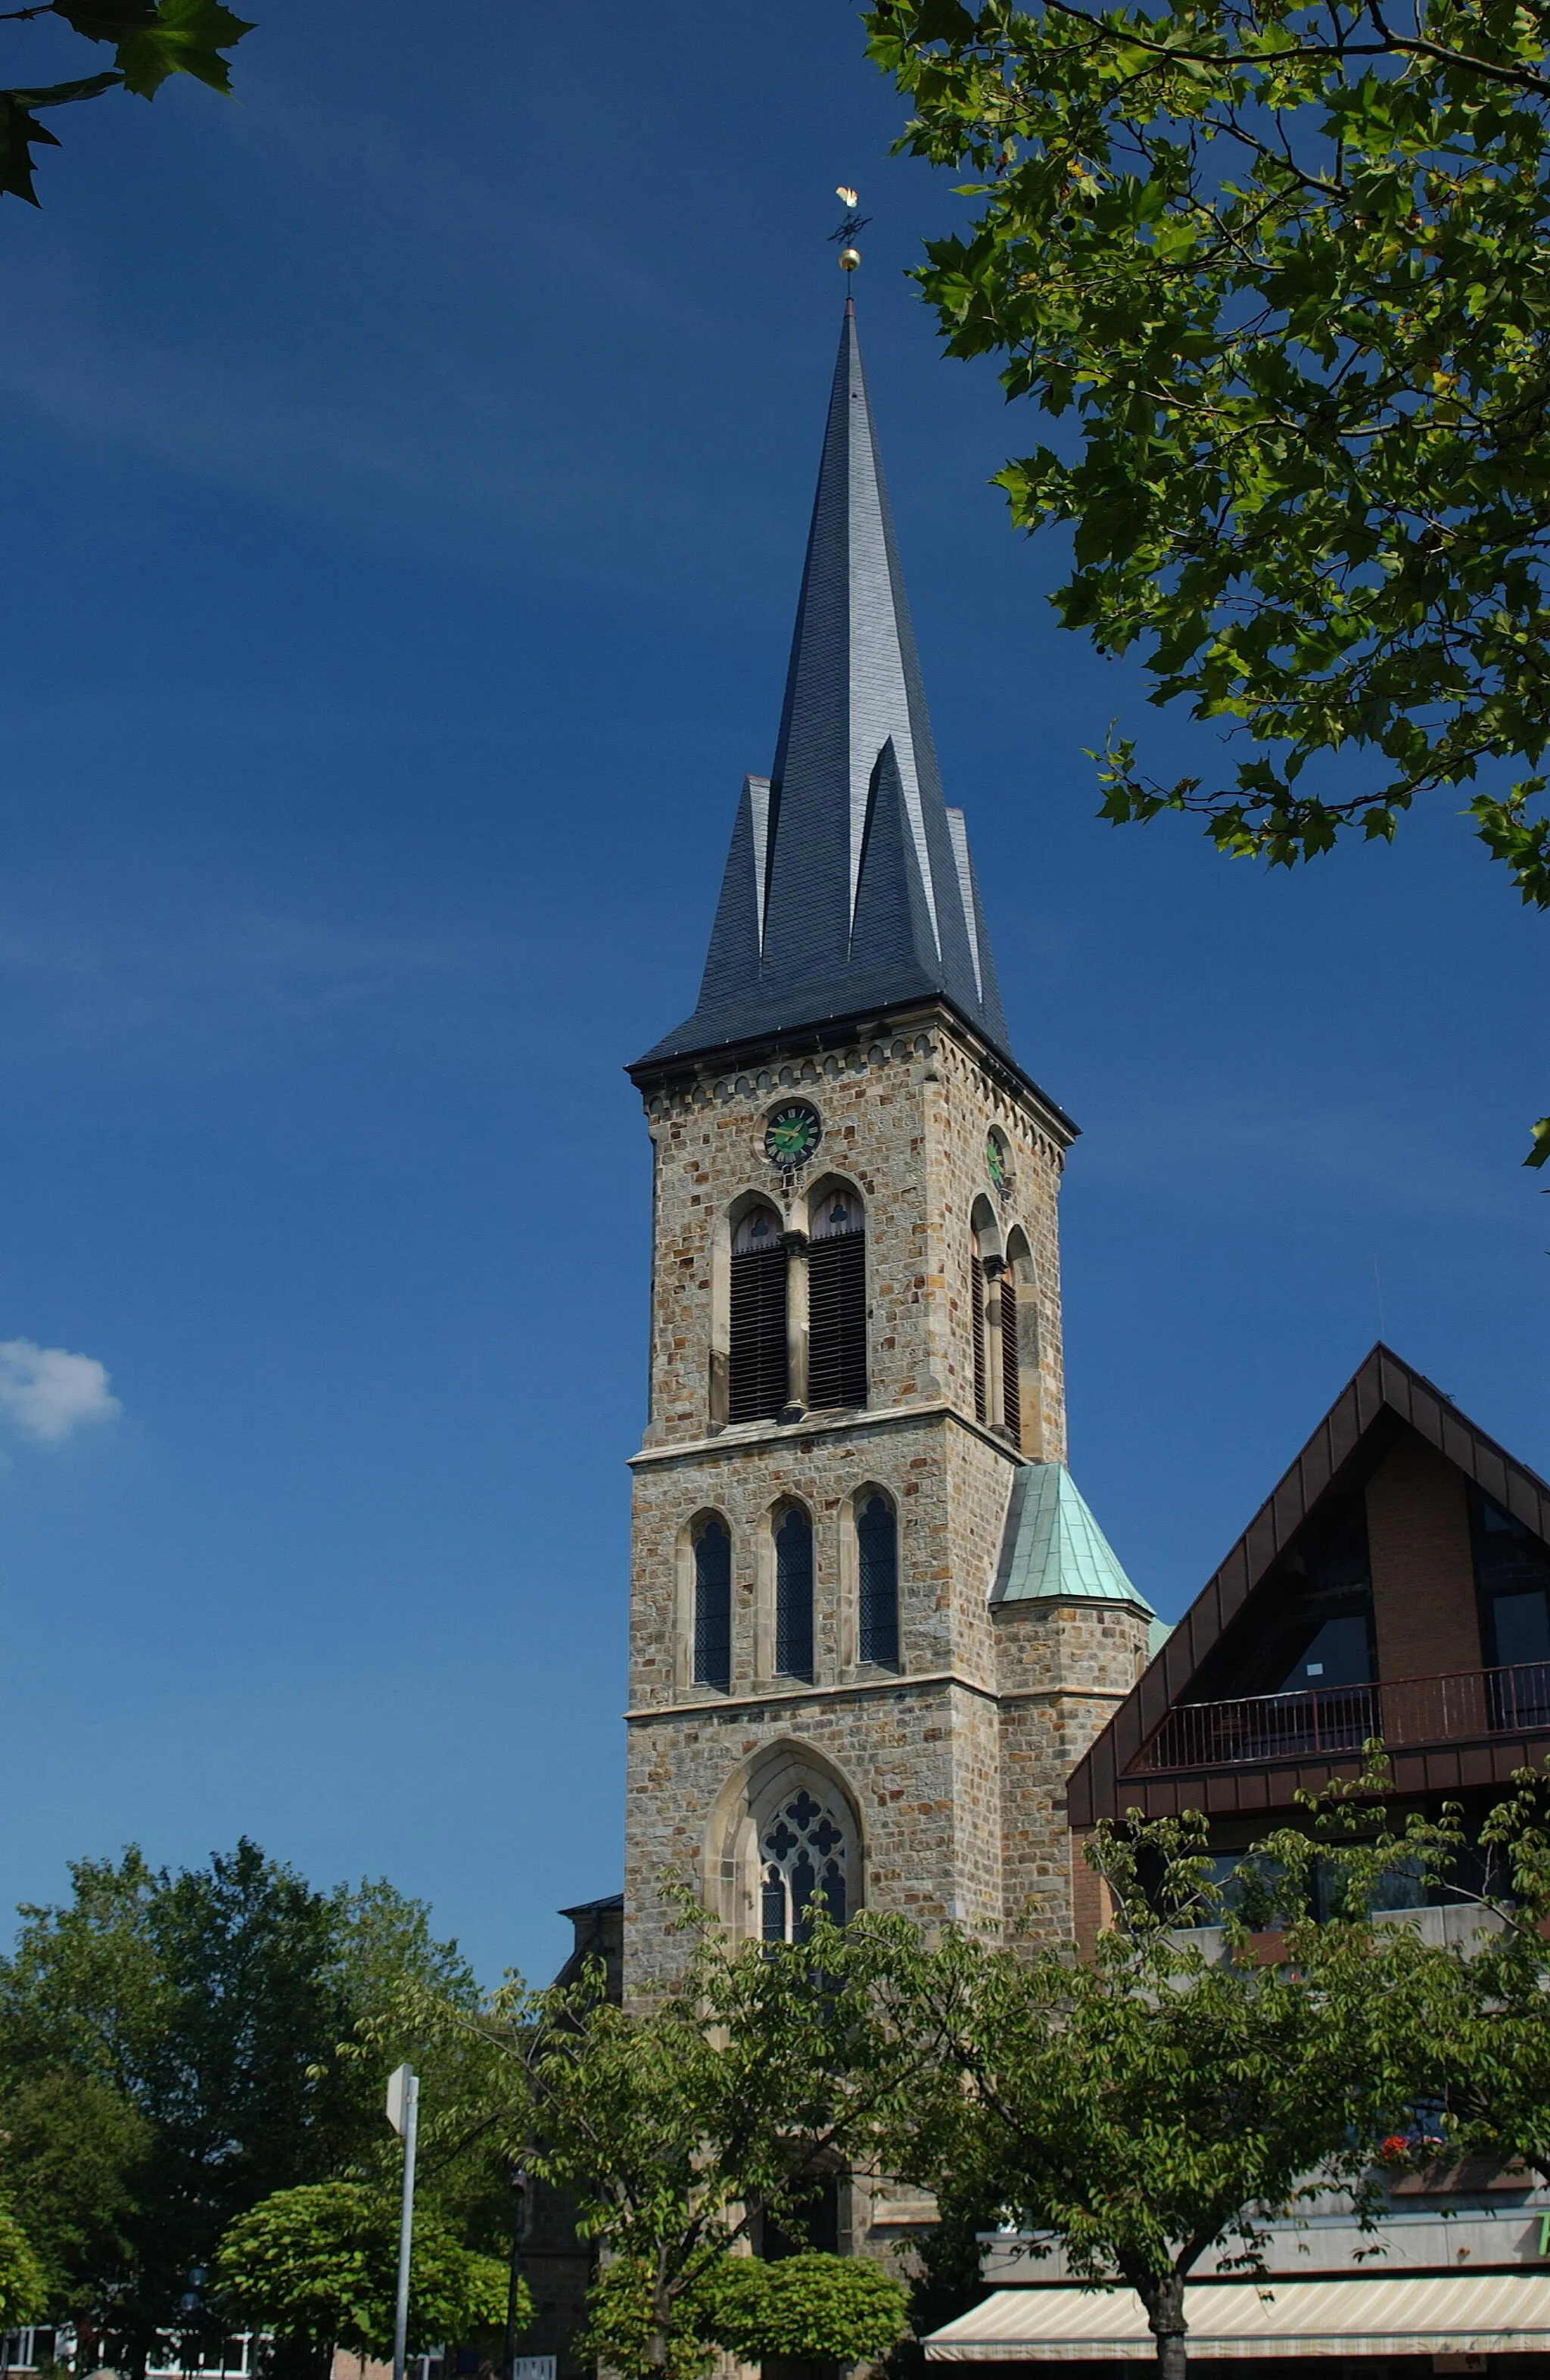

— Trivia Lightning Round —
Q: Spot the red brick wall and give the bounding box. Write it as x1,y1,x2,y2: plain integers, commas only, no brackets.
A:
1366,1428,1482,1680
1069,1828,1113,1959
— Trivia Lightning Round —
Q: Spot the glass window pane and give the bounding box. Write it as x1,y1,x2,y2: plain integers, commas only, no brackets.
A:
775,1507,814,1678
857,1495,899,1668
693,1519,731,1690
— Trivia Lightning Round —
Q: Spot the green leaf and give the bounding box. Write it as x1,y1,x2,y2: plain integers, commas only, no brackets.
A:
913,0,979,43
114,0,255,99
1525,1118,1550,1170
0,78,123,204
51,1,160,41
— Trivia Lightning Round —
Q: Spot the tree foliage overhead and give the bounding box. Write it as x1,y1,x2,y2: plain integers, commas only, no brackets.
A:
864,0,1550,1152
1,0,254,207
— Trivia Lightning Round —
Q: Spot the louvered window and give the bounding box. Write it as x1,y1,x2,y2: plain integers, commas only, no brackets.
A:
730,1207,788,1423
857,1493,899,1668
775,1506,814,1679
808,1196,867,1410
693,1517,731,1691
1001,1274,1021,1447
971,1253,987,1423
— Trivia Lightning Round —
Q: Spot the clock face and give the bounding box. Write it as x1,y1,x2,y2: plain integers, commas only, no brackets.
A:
764,1101,823,1169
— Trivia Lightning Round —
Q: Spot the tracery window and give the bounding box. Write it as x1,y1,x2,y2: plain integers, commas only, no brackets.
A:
693,1515,732,1692
807,1191,867,1411
729,1203,788,1423
760,1783,848,1942
774,1504,814,1681
857,1491,900,1668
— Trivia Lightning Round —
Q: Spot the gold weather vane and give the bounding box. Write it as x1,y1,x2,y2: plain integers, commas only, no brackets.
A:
828,184,870,272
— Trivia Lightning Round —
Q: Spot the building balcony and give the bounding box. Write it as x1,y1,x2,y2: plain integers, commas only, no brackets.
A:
1134,1659,1550,1775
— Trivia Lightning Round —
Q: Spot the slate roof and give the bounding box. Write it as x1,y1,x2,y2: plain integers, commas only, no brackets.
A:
638,299,1014,1070
991,1461,1154,1616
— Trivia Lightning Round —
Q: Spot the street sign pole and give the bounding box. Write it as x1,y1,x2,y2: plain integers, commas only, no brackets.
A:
386,2064,420,2380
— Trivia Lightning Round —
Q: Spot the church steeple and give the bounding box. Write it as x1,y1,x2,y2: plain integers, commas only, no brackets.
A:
641,298,1012,1067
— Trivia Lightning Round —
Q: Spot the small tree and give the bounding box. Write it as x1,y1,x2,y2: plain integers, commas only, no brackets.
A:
462,1903,959,2380
216,2181,514,2380
708,2252,910,2366
876,1810,1423,2380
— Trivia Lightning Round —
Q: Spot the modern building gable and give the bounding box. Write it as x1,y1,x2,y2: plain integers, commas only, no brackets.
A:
1069,1343,1550,1827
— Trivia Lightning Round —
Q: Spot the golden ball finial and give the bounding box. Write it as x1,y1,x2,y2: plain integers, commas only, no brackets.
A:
839,245,861,271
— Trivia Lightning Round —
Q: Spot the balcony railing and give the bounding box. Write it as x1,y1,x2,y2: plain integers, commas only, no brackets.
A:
1135,1660,1550,1774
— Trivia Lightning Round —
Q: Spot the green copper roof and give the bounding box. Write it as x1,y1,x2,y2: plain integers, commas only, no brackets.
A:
991,1463,1154,1615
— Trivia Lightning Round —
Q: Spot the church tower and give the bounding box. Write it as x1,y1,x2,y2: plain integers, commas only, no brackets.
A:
623,300,1152,2002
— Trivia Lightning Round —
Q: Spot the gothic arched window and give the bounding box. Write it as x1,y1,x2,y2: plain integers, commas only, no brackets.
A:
729,1203,788,1423
857,1491,900,1668
774,1504,814,1681
760,1783,849,1942
693,1515,732,1691
807,1189,867,1411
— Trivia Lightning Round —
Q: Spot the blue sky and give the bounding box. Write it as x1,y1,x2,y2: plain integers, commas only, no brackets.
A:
0,0,1542,1990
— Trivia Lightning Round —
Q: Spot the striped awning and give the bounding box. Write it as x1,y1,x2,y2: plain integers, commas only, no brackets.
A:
925,2274,1550,2360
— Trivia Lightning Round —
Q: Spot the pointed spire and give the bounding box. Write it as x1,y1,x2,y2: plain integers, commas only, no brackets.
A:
641,299,1013,1068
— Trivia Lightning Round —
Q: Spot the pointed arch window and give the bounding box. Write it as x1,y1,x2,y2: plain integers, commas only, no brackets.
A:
730,1204,788,1423
760,1783,849,1942
857,1491,900,1668
774,1504,814,1681
693,1515,732,1692
808,1192,867,1411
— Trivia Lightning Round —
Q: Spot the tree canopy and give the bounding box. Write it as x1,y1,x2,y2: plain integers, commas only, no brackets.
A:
2,0,254,207
0,1841,499,2372
864,0,1550,1158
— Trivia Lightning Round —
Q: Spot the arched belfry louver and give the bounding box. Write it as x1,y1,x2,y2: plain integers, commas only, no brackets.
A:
808,1189,867,1411
729,1204,787,1423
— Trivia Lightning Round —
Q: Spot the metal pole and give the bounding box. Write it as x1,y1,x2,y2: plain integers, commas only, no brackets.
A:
391,2067,419,2380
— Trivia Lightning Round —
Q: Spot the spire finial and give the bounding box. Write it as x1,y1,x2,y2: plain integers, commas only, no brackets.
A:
829,184,870,273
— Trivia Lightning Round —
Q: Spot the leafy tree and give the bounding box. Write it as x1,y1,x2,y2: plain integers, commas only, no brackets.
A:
0,2200,48,2329
708,2251,910,2364
2,1,254,207
877,1874,1381,2377
445,1904,955,2380
0,2068,151,2314
864,0,1550,1160
215,2179,517,2380
863,1762,1550,2378
0,1843,491,2368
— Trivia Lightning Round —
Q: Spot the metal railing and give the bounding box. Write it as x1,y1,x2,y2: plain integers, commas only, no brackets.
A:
1136,1659,1550,1774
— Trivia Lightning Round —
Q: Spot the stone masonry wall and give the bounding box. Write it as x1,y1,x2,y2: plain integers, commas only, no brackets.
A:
993,1600,1151,1945
627,1005,1084,1997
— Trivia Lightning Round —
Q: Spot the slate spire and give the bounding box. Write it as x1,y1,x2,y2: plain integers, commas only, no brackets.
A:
640,298,1013,1067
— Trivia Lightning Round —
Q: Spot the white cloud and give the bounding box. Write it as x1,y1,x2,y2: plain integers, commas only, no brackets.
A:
0,1339,121,1442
